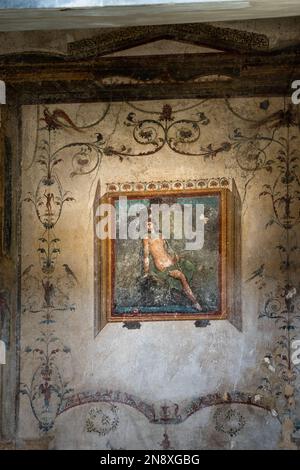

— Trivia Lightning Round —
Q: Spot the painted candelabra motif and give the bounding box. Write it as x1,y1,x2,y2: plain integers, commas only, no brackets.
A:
228,100,300,448
20,329,72,432
21,106,109,431
21,128,75,430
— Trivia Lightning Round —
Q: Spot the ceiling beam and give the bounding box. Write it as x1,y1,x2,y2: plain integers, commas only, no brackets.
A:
1,1,300,32
1,48,300,104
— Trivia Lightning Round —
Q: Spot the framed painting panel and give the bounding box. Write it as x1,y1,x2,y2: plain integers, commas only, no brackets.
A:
95,179,241,331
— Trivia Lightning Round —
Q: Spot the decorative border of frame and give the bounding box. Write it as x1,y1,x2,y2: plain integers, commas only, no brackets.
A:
106,176,233,193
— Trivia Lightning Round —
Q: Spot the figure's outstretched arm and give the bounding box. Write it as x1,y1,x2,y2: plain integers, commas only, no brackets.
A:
143,239,150,275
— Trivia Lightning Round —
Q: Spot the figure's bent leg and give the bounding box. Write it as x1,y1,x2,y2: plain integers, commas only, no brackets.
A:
169,269,202,311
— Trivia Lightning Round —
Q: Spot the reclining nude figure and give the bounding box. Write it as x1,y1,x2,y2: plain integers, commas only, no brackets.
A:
143,220,202,311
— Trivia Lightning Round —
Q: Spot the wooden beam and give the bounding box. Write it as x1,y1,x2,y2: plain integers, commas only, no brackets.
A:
0,2,300,32
1,48,300,104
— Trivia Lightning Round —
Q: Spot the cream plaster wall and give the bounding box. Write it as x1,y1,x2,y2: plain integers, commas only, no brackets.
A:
19,98,299,449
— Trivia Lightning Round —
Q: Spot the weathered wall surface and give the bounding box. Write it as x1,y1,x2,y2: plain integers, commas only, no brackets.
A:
0,102,21,443
19,98,300,449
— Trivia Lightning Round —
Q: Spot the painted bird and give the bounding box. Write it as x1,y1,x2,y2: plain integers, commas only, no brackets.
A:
62,264,78,283
22,264,34,276
95,133,104,143
41,107,83,132
246,264,265,282
252,104,300,130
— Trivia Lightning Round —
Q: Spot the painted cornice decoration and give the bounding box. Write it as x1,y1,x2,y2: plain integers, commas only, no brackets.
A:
67,23,270,58
2,23,300,104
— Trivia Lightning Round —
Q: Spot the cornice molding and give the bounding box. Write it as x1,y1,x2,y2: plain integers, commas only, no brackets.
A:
67,23,270,58
0,24,299,104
